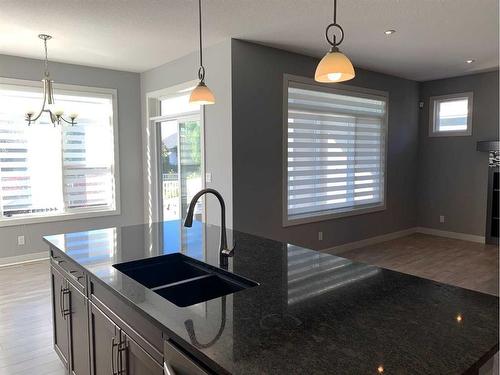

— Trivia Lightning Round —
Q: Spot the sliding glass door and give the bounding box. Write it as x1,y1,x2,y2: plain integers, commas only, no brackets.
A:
158,115,203,222
147,84,205,259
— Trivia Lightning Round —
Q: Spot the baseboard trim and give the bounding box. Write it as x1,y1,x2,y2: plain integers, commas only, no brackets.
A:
415,227,486,244
323,227,418,255
323,226,486,255
0,251,48,267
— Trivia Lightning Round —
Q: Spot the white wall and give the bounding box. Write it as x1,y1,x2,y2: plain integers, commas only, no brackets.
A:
0,54,144,260
140,40,233,228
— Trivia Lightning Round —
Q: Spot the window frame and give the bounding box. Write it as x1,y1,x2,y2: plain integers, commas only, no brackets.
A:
0,77,120,227
429,92,473,137
282,74,389,227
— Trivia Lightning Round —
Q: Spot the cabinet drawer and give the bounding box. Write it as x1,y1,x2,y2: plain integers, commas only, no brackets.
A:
90,278,163,362
51,250,86,293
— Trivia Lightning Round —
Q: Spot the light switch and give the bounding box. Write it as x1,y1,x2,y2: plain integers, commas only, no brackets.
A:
17,235,25,246
205,172,212,183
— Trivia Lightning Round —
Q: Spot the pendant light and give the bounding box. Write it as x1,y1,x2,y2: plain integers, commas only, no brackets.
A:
315,0,355,83
25,34,78,126
189,0,215,105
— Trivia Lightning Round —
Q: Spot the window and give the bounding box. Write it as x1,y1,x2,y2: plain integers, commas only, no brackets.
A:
0,79,118,225
284,76,388,225
429,92,473,136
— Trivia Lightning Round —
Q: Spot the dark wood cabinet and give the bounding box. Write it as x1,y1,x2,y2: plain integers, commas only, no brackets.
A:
68,281,91,375
51,266,70,370
121,331,164,375
89,303,119,375
52,263,92,375
50,249,213,375
89,303,163,375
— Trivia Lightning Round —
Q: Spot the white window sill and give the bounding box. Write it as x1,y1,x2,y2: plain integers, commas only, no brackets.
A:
283,203,386,227
0,208,120,228
429,131,472,137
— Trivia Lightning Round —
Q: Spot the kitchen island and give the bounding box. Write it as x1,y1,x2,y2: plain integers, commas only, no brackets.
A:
44,221,499,374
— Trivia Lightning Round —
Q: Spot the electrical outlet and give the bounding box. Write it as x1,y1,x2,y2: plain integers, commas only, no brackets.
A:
318,231,323,241
205,172,212,183
17,235,25,246
439,215,445,223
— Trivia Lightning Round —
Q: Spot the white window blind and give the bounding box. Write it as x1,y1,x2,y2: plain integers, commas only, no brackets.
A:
285,79,388,224
0,81,117,223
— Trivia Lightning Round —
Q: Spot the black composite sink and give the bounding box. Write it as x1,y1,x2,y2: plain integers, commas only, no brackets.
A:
113,253,209,289
113,253,258,307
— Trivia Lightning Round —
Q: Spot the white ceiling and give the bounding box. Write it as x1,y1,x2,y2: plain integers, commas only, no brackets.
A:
0,0,498,81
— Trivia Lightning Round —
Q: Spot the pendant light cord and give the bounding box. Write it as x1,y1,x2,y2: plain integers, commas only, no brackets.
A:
197,0,205,82
332,0,337,45
325,0,344,48
333,0,337,23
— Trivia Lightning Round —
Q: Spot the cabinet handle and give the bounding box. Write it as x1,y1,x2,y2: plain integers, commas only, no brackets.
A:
59,286,64,317
60,287,70,319
111,337,118,375
164,361,177,375
117,340,127,375
69,270,84,282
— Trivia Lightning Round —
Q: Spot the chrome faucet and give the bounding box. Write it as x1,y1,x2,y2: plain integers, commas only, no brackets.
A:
184,188,234,268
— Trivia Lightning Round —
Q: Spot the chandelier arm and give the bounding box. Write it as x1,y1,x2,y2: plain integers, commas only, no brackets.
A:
58,116,77,126
28,82,49,123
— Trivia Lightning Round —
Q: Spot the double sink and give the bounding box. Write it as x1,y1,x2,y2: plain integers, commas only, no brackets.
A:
113,253,258,307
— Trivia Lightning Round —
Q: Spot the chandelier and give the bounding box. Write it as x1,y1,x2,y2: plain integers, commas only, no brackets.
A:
25,34,78,126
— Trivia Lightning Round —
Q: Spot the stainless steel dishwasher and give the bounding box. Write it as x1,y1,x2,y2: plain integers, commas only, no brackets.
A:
163,339,210,375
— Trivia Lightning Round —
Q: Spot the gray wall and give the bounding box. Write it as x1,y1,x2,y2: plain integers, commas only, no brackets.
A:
0,54,143,259
231,40,420,250
140,40,233,228
417,70,499,236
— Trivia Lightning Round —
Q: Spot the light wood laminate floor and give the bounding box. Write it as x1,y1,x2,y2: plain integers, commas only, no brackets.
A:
331,233,499,296
0,260,65,375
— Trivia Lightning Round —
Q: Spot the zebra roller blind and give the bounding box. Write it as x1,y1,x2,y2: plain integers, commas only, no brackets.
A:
0,81,116,222
285,78,388,223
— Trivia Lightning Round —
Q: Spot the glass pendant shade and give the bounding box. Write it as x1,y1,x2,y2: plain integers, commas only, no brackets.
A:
189,82,215,105
315,49,355,83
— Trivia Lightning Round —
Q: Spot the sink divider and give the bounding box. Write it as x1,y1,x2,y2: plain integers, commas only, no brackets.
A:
150,274,213,291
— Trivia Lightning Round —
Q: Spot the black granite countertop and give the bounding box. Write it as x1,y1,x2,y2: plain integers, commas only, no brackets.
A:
44,221,499,374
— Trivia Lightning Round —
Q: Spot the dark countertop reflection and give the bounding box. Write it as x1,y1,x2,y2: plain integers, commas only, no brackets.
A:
44,221,499,374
